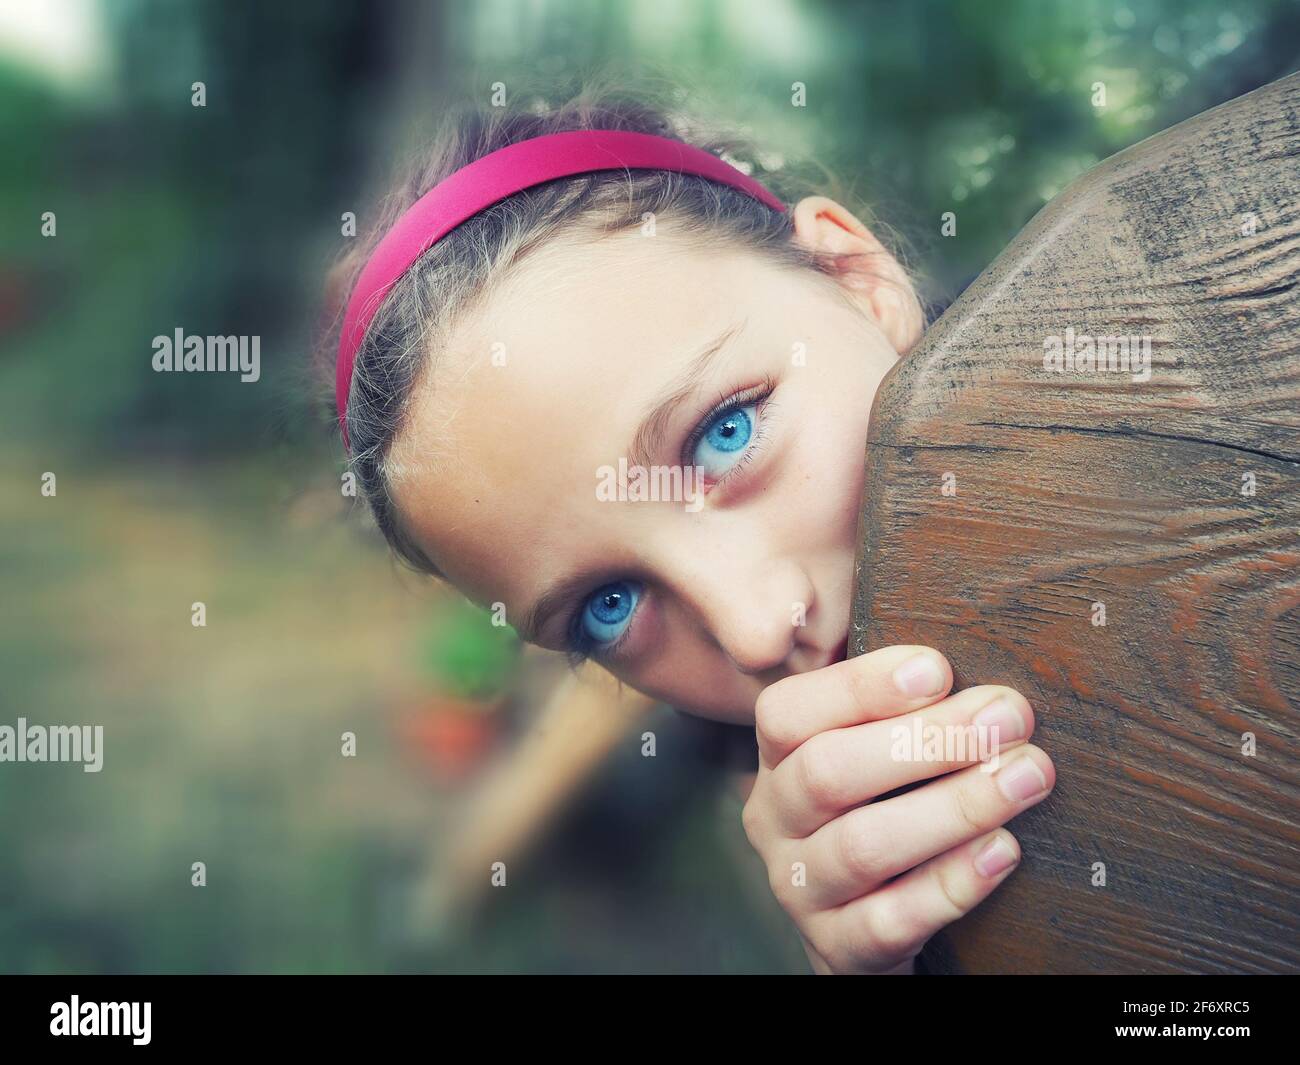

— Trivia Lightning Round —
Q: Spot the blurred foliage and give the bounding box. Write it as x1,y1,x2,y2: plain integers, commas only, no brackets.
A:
1,0,1297,974
2,0,1297,460
420,599,520,701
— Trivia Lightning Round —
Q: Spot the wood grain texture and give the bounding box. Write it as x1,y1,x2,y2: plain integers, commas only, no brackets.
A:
851,73,1300,973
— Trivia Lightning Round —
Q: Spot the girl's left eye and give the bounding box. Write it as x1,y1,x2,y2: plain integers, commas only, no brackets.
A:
576,580,641,649
690,400,760,479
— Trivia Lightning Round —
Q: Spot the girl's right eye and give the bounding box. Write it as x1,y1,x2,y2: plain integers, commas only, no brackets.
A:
574,579,641,653
691,401,758,479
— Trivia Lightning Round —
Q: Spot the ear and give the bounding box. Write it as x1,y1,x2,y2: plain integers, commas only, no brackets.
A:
790,195,924,355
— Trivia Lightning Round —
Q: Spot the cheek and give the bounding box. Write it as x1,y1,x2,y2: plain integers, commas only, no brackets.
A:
782,387,873,542
607,627,763,726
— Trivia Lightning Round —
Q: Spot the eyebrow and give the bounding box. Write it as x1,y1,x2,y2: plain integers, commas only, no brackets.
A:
518,565,613,648
628,318,748,469
517,318,747,646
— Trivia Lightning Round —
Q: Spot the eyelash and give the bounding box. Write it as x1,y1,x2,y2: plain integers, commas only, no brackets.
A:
681,374,777,474
564,607,634,668
562,377,778,667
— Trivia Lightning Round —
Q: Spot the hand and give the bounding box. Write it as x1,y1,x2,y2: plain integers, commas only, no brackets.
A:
741,645,1055,974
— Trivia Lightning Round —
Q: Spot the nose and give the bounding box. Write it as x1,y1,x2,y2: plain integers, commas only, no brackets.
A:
678,552,816,676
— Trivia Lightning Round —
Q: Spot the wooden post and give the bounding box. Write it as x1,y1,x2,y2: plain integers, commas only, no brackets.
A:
851,73,1300,973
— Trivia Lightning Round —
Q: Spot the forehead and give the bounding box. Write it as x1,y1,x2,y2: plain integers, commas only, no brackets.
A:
388,229,799,608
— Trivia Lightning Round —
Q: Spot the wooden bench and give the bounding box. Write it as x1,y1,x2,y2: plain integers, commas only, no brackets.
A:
851,72,1300,973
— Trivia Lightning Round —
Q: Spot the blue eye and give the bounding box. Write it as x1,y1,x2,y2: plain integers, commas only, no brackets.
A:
691,402,758,478
578,580,641,648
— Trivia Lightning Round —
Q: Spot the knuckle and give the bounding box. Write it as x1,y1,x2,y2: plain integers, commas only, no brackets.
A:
766,856,804,913
931,861,968,923
840,655,881,712
834,815,887,884
766,865,790,909
950,778,989,837
794,735,845,810
740,800,760,845
754,680,799,754
861,895,927,963
802,924,839,969
817,933,859,974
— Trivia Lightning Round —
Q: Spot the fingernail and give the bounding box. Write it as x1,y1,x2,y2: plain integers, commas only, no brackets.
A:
973,696,1026,744
996,755,1048,802
893,653,945,698
974,835,1019,878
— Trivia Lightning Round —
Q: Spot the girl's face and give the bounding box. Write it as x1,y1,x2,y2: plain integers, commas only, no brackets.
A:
389,196,923,725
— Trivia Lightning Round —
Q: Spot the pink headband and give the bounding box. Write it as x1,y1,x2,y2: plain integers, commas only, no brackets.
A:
335,128,787,448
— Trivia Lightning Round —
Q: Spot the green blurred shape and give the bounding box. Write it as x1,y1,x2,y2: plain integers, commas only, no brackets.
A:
421,598,520,701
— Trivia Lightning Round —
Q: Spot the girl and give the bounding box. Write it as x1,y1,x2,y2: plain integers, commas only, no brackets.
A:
324,79,1056,974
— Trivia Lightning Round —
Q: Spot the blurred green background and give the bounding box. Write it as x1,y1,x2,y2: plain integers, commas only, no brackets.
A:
1,0,1296,973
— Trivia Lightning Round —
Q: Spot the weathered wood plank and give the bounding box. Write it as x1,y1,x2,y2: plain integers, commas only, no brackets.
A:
852,73,1300,974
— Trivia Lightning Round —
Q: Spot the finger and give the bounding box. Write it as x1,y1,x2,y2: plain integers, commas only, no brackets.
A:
754,645,952,770
807,829,1022,973
789,745,1052,909
766,684,1033,838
